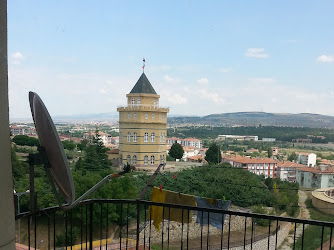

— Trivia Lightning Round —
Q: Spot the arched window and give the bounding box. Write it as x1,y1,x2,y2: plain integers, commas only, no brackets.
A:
151,132,155,142
127,132,131,142
133,132,137,142
144,132,148,142
151,155,155,165
152,113,155,120
133,155,137,165
127,155,131,164
145,113,148,119
144,155,148,165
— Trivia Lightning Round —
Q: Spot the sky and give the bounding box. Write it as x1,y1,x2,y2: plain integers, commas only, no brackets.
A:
7,1,334,119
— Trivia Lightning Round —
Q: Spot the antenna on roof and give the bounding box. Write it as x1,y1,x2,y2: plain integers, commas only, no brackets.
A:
28,92,132,211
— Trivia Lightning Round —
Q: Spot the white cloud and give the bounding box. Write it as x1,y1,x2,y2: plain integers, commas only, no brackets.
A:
197,77,209,85
245,48,269,58
248,77,275,84
99,89,107,94
219,67,232,73
164,75,176,83
197,89,225,104
11,51,24,65
167,94,187,104
317,55,334,63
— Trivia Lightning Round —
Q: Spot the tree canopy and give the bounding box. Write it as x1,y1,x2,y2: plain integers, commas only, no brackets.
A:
169,142,184,160
205,143,222,164
12,135,39,147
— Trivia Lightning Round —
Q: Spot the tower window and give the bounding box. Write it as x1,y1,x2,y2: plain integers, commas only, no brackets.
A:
151,132,155,142
127,132,131,142
133,155,137,165
151,155,155,165
137,97,141,106
145,113,148,119
144,155,148,165
144,132,148,142
133,132,137,142
131,98,135,107
153,99,156,108
152,113,155,120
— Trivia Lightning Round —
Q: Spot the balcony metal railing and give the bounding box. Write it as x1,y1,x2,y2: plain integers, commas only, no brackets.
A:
117,105,170,111
15,199,334,250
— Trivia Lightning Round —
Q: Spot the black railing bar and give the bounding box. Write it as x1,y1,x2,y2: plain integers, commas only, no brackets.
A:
243,216,247,249
187,209,190,250
275,220,278,250
301,223,305,250
100,203,103,250
181,207,184,250
293,222,297,250
15,199,138,219
321,226,324,250
330,226,333,250
106,203,108,250
268,219,271,250
18,199,334,229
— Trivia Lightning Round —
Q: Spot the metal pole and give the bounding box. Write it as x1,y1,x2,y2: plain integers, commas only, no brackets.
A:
17,195,20,243
29,161,35,212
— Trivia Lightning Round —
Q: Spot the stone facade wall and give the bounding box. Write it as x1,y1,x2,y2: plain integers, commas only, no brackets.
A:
139,214,252,244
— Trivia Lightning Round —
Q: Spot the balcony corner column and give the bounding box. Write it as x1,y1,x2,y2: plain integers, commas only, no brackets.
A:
0,0,16,249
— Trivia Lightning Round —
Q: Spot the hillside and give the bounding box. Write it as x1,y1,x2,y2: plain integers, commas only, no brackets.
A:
167,112,334,128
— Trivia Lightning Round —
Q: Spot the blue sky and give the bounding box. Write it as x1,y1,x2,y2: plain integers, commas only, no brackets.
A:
8,1,334,118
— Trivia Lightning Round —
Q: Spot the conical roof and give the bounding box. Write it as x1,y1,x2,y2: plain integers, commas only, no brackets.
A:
130,73,157,94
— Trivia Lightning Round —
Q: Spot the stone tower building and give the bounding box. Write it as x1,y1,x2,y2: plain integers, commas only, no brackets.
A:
117,73,169,169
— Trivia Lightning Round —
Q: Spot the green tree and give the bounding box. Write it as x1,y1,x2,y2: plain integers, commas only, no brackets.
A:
77,139,88,151
267,147,272,158
62,140,76,151
288,152,298,162
205,143,222,164
12,135,39,147
11,146,27,184
169,142,184,160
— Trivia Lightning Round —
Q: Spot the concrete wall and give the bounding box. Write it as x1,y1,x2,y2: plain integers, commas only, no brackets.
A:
0,1,16,248
312,188,334,215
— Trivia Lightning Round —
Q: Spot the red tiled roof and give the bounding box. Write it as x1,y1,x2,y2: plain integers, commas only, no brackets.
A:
107,149,119,154
277,161,305,168
222,154,276,164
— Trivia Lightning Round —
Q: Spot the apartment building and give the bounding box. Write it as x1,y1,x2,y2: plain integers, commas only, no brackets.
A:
222,154,276,178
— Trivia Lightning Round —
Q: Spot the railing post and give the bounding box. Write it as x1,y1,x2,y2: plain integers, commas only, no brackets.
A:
89,203,93,250
136,199,140,250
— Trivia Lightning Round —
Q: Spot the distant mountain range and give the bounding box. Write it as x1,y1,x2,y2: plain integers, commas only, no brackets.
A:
11,111,334,128
167,112,334,128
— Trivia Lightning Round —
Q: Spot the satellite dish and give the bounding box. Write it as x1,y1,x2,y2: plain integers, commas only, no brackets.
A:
28,91,133,210
29,92,75,205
